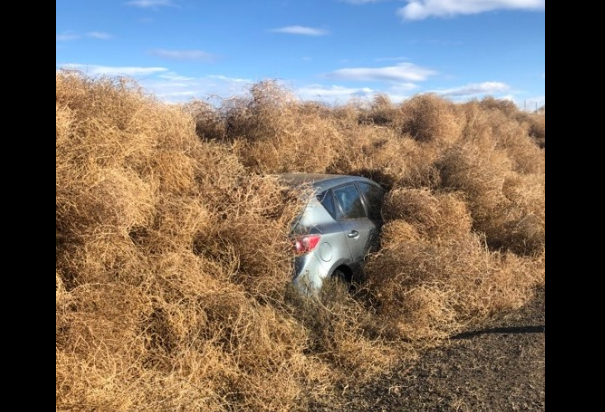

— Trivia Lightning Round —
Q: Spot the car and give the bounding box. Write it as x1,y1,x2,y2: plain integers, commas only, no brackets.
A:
278,173,386,294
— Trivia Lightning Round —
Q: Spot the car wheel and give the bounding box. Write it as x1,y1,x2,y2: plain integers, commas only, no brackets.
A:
331,268,354,292
332,268,348,282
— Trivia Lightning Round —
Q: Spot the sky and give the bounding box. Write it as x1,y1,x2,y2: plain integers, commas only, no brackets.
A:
56,0,545,108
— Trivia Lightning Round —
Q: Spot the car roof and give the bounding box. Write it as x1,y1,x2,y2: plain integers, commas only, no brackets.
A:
277,173,380,192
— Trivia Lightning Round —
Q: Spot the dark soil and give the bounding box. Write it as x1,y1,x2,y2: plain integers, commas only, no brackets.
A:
312,286,545,411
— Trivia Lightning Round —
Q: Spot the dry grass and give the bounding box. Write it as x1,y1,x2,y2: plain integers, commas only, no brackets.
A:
527,114,546,147
219,81,344,173
438,138,545,255
56,74,545,411
461,101,545,174
363,235,543,341
182,100,226,141
398,94,465,145
359,94,400,127
382,188,472,242
475,97,545,147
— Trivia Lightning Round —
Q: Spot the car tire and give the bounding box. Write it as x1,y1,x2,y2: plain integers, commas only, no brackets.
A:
332,268,347,282
331,268,354,291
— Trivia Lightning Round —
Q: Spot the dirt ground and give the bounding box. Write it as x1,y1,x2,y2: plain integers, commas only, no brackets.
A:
312,286,545,411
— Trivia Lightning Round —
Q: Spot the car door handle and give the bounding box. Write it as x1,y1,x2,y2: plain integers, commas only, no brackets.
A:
347,230,359,238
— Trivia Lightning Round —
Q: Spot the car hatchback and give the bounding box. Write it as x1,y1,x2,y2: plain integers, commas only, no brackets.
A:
279,173,386,293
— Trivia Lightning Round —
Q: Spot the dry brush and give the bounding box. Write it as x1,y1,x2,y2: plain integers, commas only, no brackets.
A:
57,73,545,411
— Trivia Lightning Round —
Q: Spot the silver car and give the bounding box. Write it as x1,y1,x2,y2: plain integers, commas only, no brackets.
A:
280,174,386,293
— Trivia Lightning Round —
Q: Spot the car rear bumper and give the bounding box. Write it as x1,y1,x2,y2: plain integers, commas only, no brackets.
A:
292,252,330,294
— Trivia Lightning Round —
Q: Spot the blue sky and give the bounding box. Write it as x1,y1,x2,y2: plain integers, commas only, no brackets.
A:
56,0,545,108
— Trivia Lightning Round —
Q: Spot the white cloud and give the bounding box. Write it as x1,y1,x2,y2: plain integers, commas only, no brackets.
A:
271,26,330,36
520,95,545,110
398,0,545,20
208,75,250,83
325,62,436,82
389,82,420,93
375,56,409,62
149,49,217,62
58,63,254,102
433,81,510,97
295,83,423,104
297,84,375,98
57,31,114,41
341,0,385,4
56,63,539,108
60,64,169,77
143,74,253,102
87,32,113,40
126,0,175,9
56,32,79,41
158,72,195,81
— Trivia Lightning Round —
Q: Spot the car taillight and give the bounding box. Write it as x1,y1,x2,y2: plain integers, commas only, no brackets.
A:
293,234,321,255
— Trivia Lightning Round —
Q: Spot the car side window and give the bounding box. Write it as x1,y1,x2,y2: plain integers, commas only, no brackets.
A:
357,182,384,222
317,190,338,220
333,184,367,220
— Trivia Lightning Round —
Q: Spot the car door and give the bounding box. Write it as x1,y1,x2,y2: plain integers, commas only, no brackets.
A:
355,181,385,253
332,183,377,270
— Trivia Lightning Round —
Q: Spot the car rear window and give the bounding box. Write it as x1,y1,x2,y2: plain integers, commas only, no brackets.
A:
333,184,366,220
317,190,338,220
357,182,384,221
